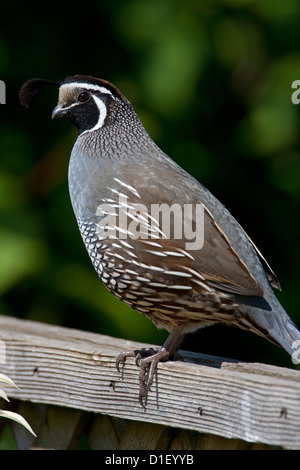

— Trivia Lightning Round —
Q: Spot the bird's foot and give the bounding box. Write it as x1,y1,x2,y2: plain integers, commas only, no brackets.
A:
116,346,170,407
116,325,186,407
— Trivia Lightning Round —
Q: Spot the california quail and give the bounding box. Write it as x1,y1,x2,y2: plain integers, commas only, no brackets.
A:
20,75,300,406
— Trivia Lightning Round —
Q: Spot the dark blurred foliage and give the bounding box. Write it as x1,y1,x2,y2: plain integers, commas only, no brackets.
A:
1,0,300,372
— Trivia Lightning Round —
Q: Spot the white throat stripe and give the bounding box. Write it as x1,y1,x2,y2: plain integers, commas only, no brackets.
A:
81,95,107,135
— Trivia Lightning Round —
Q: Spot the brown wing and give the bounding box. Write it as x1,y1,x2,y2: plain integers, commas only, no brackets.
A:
243,232,281,291
117,169,264,297
132,211,264,297
190,208,264,296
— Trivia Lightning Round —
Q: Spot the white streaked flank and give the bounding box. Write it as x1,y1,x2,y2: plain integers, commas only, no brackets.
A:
125,269,139,276
167,285,193,290
163,270,192,277
149,282,169,288
175,248,195,260
160,304,182,310
120,240,135,249
183,267,206,280
126,250,138,259
144,250,168,257
109,188,128,199
191,278,212,291
163,250,186,257
140,240,163,248
113,178,141,199
136,276,150,283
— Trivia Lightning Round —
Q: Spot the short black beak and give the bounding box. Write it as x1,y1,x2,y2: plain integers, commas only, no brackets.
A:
52,104,68,119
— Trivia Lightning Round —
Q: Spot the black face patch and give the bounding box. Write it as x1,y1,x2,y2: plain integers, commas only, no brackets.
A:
66,96,102,134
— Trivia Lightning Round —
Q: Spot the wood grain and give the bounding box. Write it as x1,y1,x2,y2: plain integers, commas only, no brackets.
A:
1,315,300,449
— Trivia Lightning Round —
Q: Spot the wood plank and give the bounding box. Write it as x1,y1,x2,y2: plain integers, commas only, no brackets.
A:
168,429,200,450
89,414,120,450
31,405,83,450
1,315,300,449
117,420,171,450
11,402,46,450
196,434,250,450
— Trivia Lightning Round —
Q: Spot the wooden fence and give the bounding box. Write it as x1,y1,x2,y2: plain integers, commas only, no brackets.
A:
0,315,300,450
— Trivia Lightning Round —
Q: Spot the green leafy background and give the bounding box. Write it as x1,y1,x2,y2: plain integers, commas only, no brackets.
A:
1,0,300,374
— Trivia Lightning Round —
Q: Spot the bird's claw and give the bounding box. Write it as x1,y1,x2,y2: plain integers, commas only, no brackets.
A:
116,347,170,407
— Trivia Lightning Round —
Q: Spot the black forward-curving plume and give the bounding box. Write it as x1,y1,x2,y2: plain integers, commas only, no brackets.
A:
19,78,60,108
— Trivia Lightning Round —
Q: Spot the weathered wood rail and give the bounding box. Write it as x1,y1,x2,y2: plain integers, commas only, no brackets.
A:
0,315,300,450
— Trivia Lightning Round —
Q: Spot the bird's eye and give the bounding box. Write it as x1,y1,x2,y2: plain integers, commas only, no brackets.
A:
78,91,90,103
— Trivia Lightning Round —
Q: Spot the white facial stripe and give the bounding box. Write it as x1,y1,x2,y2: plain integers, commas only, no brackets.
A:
60,82,113,95
81,95,107,135
58,82,112,134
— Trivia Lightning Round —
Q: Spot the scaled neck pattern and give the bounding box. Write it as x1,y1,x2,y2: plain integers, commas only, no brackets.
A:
75,100,159,164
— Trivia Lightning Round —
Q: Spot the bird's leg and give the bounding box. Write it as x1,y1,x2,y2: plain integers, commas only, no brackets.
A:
139,326,186,406
116,326,186,406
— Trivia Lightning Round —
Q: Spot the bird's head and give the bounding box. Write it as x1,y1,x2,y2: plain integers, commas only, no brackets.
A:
20,75,132,135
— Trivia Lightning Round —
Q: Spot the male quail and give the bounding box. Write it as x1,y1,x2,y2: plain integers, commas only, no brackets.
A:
20,75,300,406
